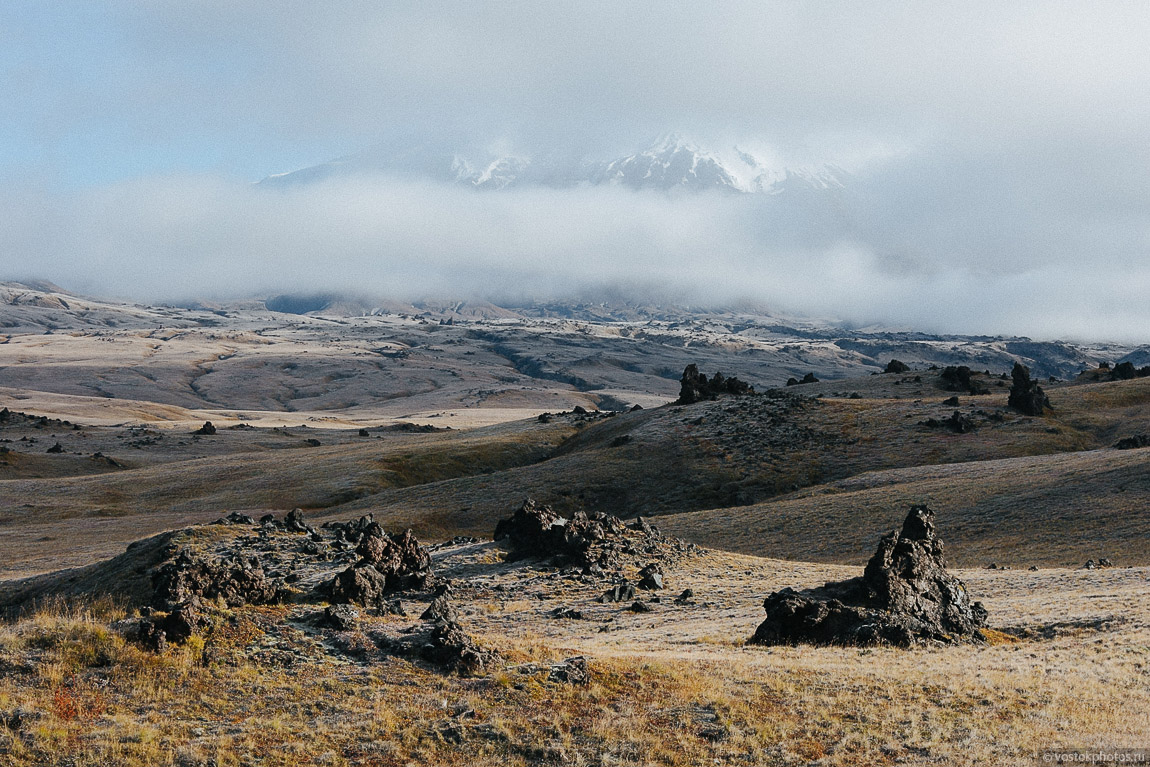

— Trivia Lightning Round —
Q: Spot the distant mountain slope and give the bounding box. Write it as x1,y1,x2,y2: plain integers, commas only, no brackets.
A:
258,134,849,195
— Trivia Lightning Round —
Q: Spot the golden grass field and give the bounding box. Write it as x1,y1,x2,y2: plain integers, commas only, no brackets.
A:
1,286,1149,765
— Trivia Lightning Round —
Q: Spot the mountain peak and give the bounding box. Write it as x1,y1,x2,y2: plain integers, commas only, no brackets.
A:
258,135,850,195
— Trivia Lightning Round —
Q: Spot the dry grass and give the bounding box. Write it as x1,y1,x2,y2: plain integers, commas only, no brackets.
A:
0,552,1146,766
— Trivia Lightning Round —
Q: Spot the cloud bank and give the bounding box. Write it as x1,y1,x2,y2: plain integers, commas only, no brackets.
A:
3,2,1150,342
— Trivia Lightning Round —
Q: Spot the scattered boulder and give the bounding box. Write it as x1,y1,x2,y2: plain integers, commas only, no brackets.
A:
551,606,585,620
884,359,910,374
284,508,310,533
193,421,216,436
1083,558,1114,570
328,564,389,606
1008,363,1051,416
1114,435,1150,450
674,588,695,605
420,594,459,624
785,373,819,387
323,604,360,631
493,498,626,568
939,366,988,395
676,364,754,404
420,620,496,676
921,411,976,434
627,601,653,613
749,506,987,647
637,563,664,590
547,656,590,685
45,442,64,453
598,582,637,603
213,511,256,526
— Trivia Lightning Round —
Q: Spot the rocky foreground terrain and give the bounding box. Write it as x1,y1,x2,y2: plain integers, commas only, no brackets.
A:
0,282,1148,765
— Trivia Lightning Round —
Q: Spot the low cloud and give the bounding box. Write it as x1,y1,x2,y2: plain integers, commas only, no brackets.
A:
6,161,1150,343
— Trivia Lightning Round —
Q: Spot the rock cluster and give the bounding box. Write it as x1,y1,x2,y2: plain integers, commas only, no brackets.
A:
939,366,989,395
151,549,283,610
750,506,988,647
1113,434,1150,450
921,410,976,434
884,359,910,374
676,364,754,405
328,524,433,605
1008,363,1051,416
493,498,669,574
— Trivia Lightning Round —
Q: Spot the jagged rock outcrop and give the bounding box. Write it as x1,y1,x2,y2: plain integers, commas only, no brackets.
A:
420,620,496,676
921,410,976,434
750,506,988,647
193,421,216,435
494,498,625,567
939,366,988,395
884,359,910,374
1114,434,1150,449
676,364,754,404
328,525,433,604
152,550,283,610
1008,362,1051,416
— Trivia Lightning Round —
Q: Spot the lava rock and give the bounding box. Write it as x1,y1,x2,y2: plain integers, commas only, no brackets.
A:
598,582,637,603
493,498,628,568
637,563,665,590
284,508,310,533
548,656,590,685
152,549,282,610
323,604,360,631
193,421,216,436
676,364,754,404
1008,363,1051,416
884,359,910,374
1114,434,1150,449
420,594,459,624
750,505,987,647
421,621,496,676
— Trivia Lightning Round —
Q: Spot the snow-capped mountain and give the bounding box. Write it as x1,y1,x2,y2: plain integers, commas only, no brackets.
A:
258,134,850,195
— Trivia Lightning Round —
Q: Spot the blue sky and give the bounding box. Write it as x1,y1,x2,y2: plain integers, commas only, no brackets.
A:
1,2,1149,341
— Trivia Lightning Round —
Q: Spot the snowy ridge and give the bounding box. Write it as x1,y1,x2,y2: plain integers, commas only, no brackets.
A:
260,134,852,194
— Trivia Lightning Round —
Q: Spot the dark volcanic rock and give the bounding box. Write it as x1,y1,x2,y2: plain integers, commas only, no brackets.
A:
493,498,626,568
1114,434,1150,450
884,359,910,374
329,526,433,603
284,508,310,533
193,421,216,436
323,604,360,631
676,364,754,405
328,564,389,606
355,526,432,590
637,563,665,590
598,582,637,603
1008,362,1051,416
420,594,459,624
921,411,976,434
421,620,496,676
750,506,987,647
939,366,988,395
548,656,590,685
152,550,282,610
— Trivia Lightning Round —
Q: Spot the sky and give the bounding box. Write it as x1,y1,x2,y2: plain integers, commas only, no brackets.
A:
2,1,1149,342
